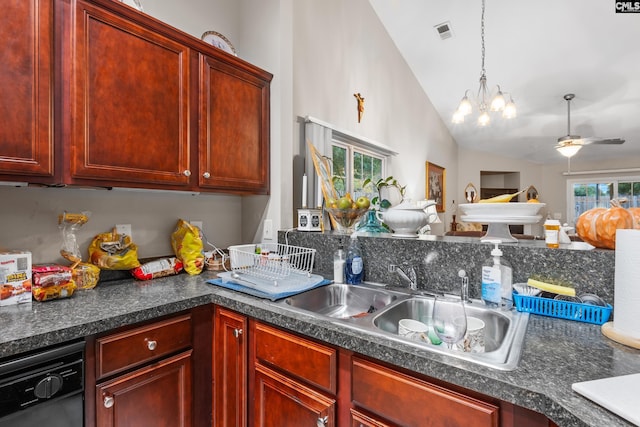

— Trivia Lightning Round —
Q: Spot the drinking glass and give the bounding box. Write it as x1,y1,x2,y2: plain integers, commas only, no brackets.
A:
432,296,467,349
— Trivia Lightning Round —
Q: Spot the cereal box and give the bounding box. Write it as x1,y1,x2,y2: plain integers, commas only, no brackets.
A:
0,251,32,306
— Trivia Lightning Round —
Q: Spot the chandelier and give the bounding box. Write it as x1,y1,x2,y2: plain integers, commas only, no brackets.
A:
452,0,516,126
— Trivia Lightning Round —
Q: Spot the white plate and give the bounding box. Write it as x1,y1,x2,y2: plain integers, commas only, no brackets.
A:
458,202,545,217
460,215,543,225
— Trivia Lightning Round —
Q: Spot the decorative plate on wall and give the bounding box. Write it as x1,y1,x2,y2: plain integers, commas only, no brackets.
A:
201,31,237,56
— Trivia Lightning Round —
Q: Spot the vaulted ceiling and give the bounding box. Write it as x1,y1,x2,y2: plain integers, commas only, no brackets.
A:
370,0,640,165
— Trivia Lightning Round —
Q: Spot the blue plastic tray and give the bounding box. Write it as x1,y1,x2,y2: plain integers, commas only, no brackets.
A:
513,293,612,325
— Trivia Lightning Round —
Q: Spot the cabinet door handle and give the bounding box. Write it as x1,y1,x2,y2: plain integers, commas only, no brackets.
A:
316,415,328,426
104,395,114,408
183,170,191,177
146,339,157,351
203,172,211,179
233,328,243,338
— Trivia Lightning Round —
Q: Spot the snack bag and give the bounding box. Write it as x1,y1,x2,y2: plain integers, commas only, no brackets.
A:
171,219,204,275
31,264,77,301
89,228,141,270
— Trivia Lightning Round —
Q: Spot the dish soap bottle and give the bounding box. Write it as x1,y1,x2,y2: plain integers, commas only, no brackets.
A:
481,240,513,310
345,234,364,284
333,243,346,284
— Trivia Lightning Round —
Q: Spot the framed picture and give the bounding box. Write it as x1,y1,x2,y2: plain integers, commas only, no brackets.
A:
425,161,446,212
201,31,237,56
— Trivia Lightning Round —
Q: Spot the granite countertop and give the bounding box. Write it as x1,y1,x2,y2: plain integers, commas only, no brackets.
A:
1,271,638,427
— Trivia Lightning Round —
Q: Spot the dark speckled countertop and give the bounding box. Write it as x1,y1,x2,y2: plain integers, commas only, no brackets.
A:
1,237,638,427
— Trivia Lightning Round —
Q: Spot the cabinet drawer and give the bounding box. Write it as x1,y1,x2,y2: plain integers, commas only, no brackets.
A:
352,357,498,427
254,322,337,394
97,314,192,379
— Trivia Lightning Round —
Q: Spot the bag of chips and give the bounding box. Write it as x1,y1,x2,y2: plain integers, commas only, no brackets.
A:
89,228,140,270
171,219,204,275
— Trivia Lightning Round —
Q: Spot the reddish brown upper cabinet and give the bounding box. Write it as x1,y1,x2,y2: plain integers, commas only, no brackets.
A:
0,0,55,182
198,54,271,194
63,0,192,188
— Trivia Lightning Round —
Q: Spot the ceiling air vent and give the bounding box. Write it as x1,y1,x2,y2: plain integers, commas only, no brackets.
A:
434,22,453,40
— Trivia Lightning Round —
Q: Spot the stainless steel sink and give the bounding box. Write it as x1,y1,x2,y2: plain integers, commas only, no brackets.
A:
281,283,403,319
274,283,529,371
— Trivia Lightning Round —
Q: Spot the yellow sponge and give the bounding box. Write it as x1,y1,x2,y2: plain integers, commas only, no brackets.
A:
527,278,576,296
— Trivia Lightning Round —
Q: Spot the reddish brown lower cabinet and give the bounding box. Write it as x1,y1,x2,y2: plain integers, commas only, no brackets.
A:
350,408,395,427
213,306,248,427
96,350,192,427
253,364,335,427
351,357,499,427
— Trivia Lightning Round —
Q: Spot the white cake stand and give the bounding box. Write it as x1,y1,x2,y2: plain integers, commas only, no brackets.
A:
459,215,543,242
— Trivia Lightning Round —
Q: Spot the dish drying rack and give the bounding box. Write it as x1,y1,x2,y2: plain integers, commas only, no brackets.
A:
228,243,316,287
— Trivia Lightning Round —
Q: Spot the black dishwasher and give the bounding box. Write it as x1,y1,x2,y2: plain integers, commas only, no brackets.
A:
0,340,84,427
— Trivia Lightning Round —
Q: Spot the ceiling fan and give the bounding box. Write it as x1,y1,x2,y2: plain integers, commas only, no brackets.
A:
555,93,625,156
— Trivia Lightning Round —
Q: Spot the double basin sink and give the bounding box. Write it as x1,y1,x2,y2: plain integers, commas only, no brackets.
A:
273,282,529,371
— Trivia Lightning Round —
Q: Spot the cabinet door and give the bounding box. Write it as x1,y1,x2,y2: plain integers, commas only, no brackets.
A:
198,54,271,194
254,364,335,427
96,350,192,427
0,0,54,180
352,357,499,427
67,0,191,188
214,307,248,427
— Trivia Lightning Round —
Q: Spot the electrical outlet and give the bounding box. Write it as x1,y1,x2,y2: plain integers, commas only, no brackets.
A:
190,220,203,231
115,224,132,239
263,219,273,240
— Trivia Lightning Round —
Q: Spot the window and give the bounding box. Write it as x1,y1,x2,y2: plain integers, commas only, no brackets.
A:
331,142,385,201
568,176,640,224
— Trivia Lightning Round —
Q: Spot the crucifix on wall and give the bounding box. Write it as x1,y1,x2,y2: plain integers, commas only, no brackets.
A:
354,93,365,123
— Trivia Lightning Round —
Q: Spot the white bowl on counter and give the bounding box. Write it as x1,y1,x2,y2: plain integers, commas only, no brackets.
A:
458,202,546,218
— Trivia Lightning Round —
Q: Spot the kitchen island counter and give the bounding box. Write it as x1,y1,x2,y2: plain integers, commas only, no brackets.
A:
1,271,637,427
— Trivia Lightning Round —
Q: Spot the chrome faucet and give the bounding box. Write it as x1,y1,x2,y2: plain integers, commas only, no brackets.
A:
395,264,418,291
459,269,470,303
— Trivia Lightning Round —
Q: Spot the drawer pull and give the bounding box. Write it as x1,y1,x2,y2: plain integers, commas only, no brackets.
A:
104,395,114,408
146,339,157,351
233,328,243,338
316,416,328,426
203,172,211,179
183,170,191,177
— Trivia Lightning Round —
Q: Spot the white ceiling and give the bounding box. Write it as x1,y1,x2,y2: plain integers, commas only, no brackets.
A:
370,0,640,165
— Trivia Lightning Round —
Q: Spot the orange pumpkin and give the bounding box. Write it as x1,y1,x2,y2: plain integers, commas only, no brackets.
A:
576,201,638,249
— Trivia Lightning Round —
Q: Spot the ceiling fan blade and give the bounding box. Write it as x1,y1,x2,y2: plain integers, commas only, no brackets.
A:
581,137,625,145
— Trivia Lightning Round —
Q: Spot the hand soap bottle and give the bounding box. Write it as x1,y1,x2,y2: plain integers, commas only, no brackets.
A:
333,243,346,284
481,240,513,310
345,234,364,284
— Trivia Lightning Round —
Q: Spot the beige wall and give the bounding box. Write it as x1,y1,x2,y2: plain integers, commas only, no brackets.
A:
291,0,458,234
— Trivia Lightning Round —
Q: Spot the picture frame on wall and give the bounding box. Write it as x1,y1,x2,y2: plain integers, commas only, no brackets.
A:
425,161,446,212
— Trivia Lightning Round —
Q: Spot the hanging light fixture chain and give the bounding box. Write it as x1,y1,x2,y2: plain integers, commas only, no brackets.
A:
480,0,486,76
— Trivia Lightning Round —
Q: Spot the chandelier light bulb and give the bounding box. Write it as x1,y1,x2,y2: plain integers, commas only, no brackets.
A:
458,94,473,116
477,111,491,127
490,88,506,112
502,96,517,119
452,110,465,124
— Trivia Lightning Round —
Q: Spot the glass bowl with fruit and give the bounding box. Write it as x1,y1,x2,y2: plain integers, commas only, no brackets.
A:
325,195,371,234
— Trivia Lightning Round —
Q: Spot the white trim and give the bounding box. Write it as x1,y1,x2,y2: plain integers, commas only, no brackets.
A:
562,168,640,176
304,116,398,156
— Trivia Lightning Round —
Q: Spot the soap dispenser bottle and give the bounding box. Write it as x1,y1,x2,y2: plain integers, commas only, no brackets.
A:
345,234,364,284
333,243,346,284
481,240,513,310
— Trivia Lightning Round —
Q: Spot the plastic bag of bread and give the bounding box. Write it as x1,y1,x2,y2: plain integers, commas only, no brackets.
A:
32,264,77,301
89,228,141,270
171,219,204,275
72,262,100,290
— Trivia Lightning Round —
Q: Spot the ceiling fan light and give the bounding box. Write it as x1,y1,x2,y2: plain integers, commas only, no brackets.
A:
477,111,491,127
490,90,505,112
557,144,582,158
502,98,517,119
